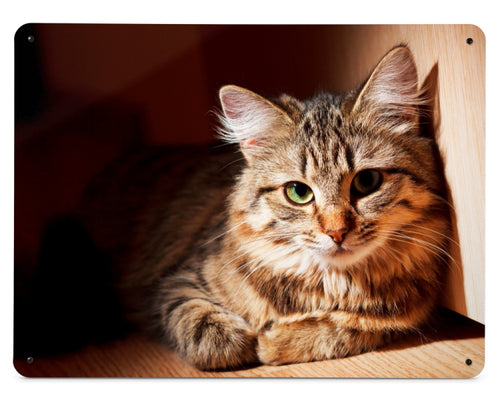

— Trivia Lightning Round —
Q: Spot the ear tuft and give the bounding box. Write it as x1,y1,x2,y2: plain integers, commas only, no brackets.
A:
218,85,293,160
352,46,425,133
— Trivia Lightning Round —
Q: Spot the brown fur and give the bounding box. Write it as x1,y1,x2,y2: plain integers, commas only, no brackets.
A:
78,46,451,370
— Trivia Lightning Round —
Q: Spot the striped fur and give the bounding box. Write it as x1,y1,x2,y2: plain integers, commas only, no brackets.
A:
81,46,451,370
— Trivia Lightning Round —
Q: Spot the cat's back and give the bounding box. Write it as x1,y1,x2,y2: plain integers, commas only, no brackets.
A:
76,144,242,277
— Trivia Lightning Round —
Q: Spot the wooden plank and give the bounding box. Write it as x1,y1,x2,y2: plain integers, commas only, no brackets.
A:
14,310,484,378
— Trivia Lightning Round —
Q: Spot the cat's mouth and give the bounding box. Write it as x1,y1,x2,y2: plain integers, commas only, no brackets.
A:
302,235,376,267
305,235,356,259
331,245,352,257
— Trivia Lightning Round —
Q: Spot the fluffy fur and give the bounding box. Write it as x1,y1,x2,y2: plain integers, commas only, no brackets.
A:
79,46,451,370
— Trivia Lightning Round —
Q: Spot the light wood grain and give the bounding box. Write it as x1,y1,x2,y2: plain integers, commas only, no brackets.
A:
14,310,484,378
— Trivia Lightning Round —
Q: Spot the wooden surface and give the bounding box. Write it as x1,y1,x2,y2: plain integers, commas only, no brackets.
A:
14,310,484,378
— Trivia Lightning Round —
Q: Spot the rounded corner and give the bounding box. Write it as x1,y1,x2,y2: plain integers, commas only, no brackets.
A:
14,23,33,41
466,24,486,44
468,357,486,379
12,358,35,378
461,355,485,379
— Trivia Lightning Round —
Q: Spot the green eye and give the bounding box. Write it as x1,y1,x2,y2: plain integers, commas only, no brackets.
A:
285,182,315,205
351,169,383,196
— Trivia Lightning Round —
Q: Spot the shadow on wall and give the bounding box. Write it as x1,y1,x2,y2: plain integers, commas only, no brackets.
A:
419,62,466,315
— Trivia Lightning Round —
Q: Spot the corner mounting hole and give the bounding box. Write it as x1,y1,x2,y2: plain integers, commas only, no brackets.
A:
466,38,473,45
465,358,472,366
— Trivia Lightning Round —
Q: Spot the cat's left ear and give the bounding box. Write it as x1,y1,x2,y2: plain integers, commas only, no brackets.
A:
218,85,294,163
351,46,422,133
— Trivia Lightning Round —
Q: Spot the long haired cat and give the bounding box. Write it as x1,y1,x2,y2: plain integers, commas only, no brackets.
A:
78,45,450,370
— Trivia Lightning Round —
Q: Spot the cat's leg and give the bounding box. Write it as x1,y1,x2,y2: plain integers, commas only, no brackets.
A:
157,295,257,370
256,316,390,365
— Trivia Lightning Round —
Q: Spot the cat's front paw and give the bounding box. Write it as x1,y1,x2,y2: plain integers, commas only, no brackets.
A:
257,319,389,366
257,320,317,366
191,312,257,370
169,300,258,370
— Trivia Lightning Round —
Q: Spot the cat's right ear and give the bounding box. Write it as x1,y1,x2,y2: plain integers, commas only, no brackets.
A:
218,85,293,163
350,46,423,134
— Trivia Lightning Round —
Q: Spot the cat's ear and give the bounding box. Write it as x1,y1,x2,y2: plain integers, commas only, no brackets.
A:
218,85,294,162
351,46,422,133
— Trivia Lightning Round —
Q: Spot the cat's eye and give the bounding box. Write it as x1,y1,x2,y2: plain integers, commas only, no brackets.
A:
351,169,383,197
285,182,315,205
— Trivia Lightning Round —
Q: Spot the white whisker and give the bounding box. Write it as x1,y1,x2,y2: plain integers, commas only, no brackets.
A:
200,220,246,247
379,221,459,247
218,156,246,172
430,193,455,211
376,230,455,267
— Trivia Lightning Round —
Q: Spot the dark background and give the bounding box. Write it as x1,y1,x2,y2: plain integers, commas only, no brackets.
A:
15,24,383,279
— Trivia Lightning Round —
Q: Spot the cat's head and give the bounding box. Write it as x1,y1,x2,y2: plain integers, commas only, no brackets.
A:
218,46,448,272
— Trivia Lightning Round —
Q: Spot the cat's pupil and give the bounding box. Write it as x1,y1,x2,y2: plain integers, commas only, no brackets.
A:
295,183,309,197
351,170,382,196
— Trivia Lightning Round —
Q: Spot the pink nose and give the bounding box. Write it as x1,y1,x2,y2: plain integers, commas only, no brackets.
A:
326,228,348,244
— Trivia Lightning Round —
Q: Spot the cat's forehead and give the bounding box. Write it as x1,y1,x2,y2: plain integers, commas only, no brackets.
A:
296,94,388,151
291,96,404,182
296,98,349,155
300,94,344,131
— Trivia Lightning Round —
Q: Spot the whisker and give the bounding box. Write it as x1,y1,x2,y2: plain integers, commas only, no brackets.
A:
216,246,256,275
218,156,246,172
430,192,456,211
376,233,449,266
376,230,455,267
379,222,459,247
200,220,246,247
378,229,454,260
391,229,452,249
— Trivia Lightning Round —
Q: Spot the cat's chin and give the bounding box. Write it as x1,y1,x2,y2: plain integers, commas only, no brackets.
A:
322,252,363,270
331,246,352,257
314,242,378,270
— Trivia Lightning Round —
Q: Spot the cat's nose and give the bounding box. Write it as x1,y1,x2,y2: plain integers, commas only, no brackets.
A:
326,228,348,244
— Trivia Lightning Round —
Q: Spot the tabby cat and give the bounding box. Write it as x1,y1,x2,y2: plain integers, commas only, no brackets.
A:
80,45,451,370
